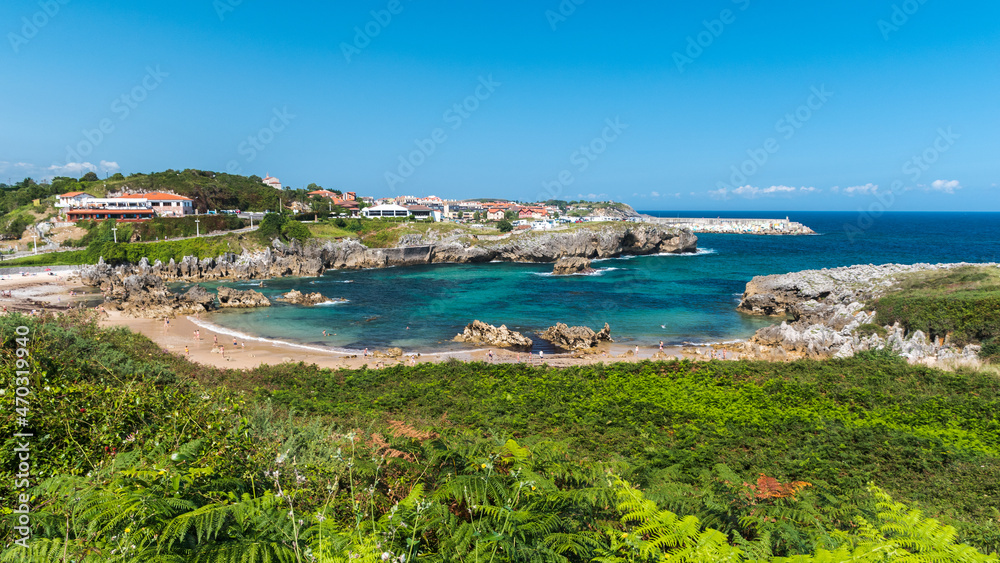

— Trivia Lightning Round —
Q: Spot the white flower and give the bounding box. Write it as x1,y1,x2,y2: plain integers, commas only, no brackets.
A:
381,552,391,561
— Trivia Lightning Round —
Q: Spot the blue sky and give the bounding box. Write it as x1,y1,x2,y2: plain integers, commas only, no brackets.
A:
1,0,998,211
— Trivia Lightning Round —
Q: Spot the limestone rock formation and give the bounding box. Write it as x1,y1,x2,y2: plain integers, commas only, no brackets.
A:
275,289,338,306
552,257,594,275
454,320,533,349
99,274,216,318
217,286,271,308
539,322,613,350
78,225,697,283
734,262,997,365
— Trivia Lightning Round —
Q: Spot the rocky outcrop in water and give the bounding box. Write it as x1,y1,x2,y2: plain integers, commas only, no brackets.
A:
454,320,533,349
79,225,697,285
735,263,996,365
540,322,613,350
217,286,271,308
275,289,339,306
99,274,216,318
552,257,594,275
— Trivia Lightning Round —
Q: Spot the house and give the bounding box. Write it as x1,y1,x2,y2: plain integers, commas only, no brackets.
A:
262,174,282,190
118,193,194,217
56,191,96,208
344,191,357,201
363,203,410,218
405,205,434,221
486,208,505,221
308,190,361,216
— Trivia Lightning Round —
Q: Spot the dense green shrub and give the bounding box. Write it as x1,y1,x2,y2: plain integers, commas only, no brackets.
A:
873,267,1000,349
857,323,888,338
3,313,1000,559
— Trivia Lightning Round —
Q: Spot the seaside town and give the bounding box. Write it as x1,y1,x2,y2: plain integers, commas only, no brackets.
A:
3,2,1000,560
37,172,812,240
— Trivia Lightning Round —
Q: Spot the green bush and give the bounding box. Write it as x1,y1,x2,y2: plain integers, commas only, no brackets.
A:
857,323,888,338
4,313,1000,559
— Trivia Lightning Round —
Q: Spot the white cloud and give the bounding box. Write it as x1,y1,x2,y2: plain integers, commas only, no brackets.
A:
708,188,729,200
99,160,120,173
929,179,961,194
843,183,878,196
716,185,816,199
650,191,660,197
48,162,98,176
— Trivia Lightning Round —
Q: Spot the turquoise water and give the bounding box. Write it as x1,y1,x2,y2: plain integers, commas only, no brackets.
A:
183,212,1000,353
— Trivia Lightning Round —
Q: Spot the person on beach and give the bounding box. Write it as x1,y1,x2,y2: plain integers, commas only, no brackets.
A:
323,330,327,337
185,346,189,356
635,345,640,357
220,345,224,358
539,350,544,362
364,348,369,357
214,334,218,345
659,341,664,352
233,337,238,347
488,349,493,362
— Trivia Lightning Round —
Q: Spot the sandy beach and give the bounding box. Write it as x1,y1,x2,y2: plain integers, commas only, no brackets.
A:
1,270,730,371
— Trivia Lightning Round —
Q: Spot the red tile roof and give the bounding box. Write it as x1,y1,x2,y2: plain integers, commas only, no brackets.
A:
58,191,90,198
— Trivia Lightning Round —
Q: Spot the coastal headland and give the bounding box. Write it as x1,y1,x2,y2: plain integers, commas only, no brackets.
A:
79,223,698,283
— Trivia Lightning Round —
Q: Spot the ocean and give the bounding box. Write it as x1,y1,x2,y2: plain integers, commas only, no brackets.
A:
181,212,1000,353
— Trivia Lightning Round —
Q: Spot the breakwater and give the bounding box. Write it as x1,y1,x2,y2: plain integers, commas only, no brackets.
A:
641,216,814,235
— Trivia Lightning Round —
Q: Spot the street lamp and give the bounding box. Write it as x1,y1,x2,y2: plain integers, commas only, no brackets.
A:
195,218,200,237
111,226,118,243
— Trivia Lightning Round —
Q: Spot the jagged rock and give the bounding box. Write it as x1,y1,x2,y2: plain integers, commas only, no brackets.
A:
736,262,999,365
454,320,533,349
540,322,613,350
552,257,594,275
100,274,216,318
275,289,337,306
217,286,271,308
79,225,698,283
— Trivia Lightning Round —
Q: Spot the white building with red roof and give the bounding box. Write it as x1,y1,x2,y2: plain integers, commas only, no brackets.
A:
262,174,282,190
55,191,96,208
118,192,194,217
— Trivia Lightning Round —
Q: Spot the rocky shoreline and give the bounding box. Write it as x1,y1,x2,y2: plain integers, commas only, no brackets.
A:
80,224,697,285
733,262,998,365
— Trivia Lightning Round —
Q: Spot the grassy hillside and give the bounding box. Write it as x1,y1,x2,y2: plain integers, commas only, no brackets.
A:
2,312,998,560
97,169,285,213
874,266,1000,360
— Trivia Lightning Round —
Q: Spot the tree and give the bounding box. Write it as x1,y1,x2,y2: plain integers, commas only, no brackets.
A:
473,211,481,221
497,219,513,233
281,220,311,242
504,210,517,221
80,171,99,182
110,173,125,181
